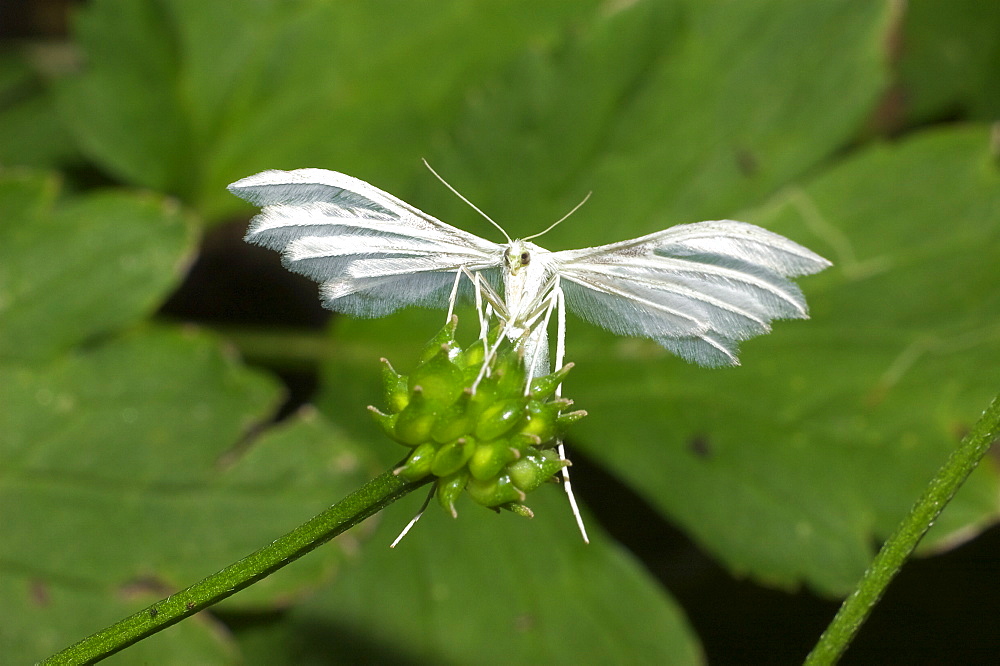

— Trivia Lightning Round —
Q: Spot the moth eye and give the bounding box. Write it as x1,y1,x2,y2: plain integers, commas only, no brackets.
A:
520,251,530,265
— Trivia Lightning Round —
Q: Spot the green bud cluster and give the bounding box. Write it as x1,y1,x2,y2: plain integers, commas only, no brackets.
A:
369,317,586,518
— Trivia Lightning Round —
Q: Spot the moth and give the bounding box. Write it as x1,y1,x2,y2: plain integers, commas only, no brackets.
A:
228,166,831,541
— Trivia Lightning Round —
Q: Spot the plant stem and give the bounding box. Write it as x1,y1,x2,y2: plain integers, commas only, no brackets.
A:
42,468,431,665
805,395,1000,665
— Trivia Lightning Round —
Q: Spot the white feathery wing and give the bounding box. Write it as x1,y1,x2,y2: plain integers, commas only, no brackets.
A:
551,221,831,367
228,168,504,318
228,168,830,368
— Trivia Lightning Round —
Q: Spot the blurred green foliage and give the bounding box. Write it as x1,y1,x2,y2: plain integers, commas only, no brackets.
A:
1,0,998,663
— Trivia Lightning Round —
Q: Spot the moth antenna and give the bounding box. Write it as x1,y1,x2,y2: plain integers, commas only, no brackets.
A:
522,191,592,241
422,158,512,243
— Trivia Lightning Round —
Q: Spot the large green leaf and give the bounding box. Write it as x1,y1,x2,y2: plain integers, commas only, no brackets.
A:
418,0,891,244
0,328,377,662
569,125,1000,594
897,0,1000,126
0,51,80,169
55,0,601,216
233,489,702,665
0,169,196,363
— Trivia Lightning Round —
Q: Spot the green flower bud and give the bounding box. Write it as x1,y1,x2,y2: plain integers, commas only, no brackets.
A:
557,409,588,428
395,441,437,481
508,451,568,492
502,503,535,519
437,470,469,518
393,387,439,446
430,389,475,444
374,317,586,523
380,358,410,412
468,440,518,481
528,362,574,399
409,346,464,405
456,338,487,377
491,355,527,397
519,398,572,442
466,474,526,507
474,398,525,441
417,315,459,363
431,437,476,477
367,405,399,440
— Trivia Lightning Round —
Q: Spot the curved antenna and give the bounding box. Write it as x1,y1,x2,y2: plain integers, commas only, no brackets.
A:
522,191,592,241
422,158,511,243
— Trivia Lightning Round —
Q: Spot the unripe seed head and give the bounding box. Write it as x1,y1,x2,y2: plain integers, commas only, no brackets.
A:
373,318,585,519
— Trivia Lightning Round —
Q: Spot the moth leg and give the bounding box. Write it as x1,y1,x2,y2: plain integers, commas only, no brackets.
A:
552,282,590,543
471,270,490,346
458,266,506,319
522,291,559,394
446,269,463,322
390,484,436,549
457,268,506,389
471,326,511,393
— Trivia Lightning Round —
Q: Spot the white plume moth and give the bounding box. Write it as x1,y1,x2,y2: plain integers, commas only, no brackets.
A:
228,165,831,542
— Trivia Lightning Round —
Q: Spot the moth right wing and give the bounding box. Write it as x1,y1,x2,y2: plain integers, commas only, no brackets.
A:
552,220,831,367
229,169,504,317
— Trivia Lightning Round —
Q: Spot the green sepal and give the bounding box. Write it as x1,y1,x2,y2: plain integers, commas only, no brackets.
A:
431,437,476,477
437,470,469,518
395,441,437,481
508,451,567,492
475,398,526,441
466,474,526,507
468,440,518,481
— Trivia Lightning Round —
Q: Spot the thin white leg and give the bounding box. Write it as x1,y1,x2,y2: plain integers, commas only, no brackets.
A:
524,293,558,395
554,283,589,543
446,269,462,322
390,485,435,548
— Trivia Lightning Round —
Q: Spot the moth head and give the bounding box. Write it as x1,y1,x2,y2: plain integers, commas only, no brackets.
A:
504,241,532,275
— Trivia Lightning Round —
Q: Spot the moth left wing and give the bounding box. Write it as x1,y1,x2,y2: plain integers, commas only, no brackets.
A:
228,169,503,317
552,220,831,366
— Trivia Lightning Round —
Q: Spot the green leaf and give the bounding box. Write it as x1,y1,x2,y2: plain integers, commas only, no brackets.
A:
233,490,702,664
0,169,197,363
1,575,240,666
420,0,891,244
569,125,1000,595
0,50,81,169
897,0,1000,125
55,0,601,216
0,328,377,662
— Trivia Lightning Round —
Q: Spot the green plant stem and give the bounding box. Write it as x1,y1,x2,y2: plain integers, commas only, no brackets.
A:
806,395,1000,665
42,468,432,665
